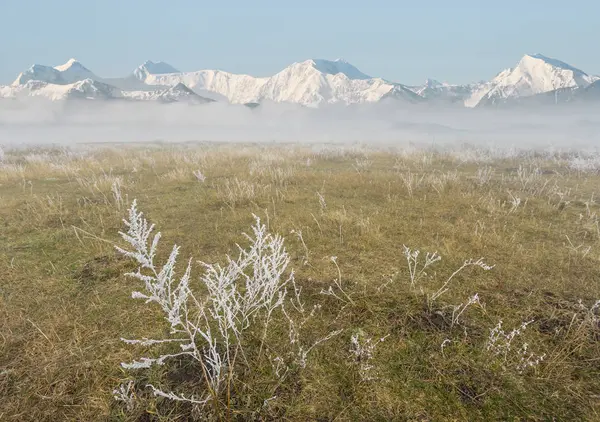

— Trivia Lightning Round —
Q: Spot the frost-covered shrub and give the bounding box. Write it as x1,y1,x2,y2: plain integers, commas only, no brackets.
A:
485,320,545,374
399,246,493,305
476,166,494,186
192,169,206,182
115,200,339,415
516,164,542,190
353,157,372,173
568,154,600,174
113,380,136,412
348,330,389,382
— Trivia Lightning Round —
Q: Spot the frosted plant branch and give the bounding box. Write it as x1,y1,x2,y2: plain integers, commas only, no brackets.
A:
451,293,483,327
349,330,390,382
565,235,592,258
320,256,355,306
111,178,124,210
507,190,522,214
516,164,542,190
353,157,372,174
317,191,327,210
296,328,343,369
572,299,600,334
476,166,494,186
147,384,210,405
113,380,136,412
429,258,494,303
290,229,310,265
115,200,337,414
193,169,206,182
402,245,441,288
485,319,545,373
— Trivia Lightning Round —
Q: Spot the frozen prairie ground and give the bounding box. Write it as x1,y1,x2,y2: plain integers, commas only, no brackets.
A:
1,142,600,420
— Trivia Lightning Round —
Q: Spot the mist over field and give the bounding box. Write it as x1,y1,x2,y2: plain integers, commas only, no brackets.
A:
2,99,600,150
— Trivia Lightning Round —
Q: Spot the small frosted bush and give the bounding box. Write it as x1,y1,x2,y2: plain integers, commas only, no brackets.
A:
568,155,600,174
115,200,339,416
485,320,545,374
349,330,389,382
400,245,493,305
193,169,206,182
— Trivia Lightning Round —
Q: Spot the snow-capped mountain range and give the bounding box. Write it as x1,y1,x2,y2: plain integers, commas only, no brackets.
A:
1,54,598,107
139,58,420,105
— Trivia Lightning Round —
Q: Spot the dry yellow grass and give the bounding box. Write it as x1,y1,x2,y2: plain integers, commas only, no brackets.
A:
1,143,600,421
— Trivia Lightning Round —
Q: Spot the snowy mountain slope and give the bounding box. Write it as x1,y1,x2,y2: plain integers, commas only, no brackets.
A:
142,58,417,106
465,54,594,107
309,58,371,79
54,59,98,83
12,65,64,85
123,83,214,103
0,78,212,103
103,75,166,91
410,78,444,96
471,79,600,109
2,79,121,101
133,60,180,82
12,59,99,86
409,78,476,102
146,68,265,104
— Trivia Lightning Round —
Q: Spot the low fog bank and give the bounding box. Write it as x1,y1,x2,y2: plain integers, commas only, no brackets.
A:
1,99,600,151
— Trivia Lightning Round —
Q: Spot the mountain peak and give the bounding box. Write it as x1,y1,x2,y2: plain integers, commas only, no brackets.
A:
133,61,180,82
170,82,195,94
142,60,176,68
292,58,370,79
465,53,593,107
54,58,88,71
12,59,95,86
519,53,587,75
155,82,214,104
424,78,443,88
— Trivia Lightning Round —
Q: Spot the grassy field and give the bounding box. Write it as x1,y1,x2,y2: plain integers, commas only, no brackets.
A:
1,142,600,421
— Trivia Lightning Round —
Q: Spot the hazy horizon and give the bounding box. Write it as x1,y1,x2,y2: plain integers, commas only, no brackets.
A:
2,1,600,86
2,99,600,150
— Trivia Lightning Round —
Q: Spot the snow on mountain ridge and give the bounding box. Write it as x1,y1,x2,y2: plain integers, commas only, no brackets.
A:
5,54,599,108
424,79,443,88
124,82,214,103
309,58,371,79
1,78,211,103
133,60,180,82
54,58,86,72
465,54,593,107
408,79,476,103
3,78,120,101
143,59,417,106
527,53,584,74
12,64,64,86
54,59,98,85
13,59,98,86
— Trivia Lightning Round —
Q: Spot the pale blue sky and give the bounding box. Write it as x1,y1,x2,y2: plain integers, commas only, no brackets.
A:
0,0,598,85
